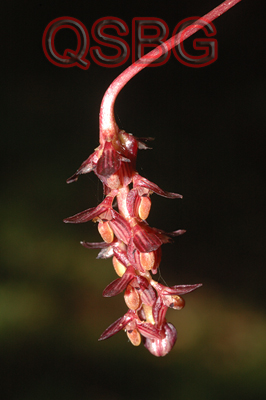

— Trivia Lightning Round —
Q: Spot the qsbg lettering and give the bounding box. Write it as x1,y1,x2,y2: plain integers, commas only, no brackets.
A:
42,16,218,69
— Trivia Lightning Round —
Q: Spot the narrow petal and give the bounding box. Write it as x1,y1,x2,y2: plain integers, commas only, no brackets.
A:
63,196,114,224
102,265,135,297
137,323,162,340
133,174,182,199
98,313,133,341
135,136,154,150
118,160,134,187
152,296,168,327
63,206,100,224
80,240,114,259
126,188,138,218
152,228,186,245
162,283,202,296
66,152,98,183
80,241,111,249
165,229,186,237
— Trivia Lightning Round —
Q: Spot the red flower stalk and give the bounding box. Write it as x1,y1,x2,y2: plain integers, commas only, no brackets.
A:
65,0,242,356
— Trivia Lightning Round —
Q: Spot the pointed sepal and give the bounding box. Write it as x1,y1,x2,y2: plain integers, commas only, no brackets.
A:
102,265,135,297
66,152,99,183
133,174,182,199
63,195,114,224
98,312,133,341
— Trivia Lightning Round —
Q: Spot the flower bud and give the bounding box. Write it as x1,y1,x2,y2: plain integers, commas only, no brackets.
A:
124,284,141,310
112,256,126,277
98,221,114,243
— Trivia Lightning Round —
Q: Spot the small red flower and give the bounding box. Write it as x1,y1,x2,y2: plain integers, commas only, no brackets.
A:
98,309,162,343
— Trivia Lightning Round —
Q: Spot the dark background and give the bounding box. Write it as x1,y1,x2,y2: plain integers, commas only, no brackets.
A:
1,1,266,399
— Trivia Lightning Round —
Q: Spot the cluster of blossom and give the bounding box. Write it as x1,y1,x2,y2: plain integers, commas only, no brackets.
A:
64,129,201,356
64,0,242,357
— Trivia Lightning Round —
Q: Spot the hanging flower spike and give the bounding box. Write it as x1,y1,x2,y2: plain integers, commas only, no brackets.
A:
65,0,242,356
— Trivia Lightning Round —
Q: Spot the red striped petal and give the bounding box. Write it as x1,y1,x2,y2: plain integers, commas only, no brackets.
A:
98,313,133,341
96,141,121,177
162,283,202,296
133,174,182,199
109,209,131,244
126,188,138,218
102,265,135,297
63,195,114,224
63,206,100,223
118,160,134,187
152,297,168,327
133,224,162,253
137,323,162,340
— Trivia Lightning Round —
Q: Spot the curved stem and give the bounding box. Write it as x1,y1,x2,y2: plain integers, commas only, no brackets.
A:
99,0,242,143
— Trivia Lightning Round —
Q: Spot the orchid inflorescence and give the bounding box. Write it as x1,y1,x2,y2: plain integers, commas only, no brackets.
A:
64,0,242,356
65,130,202,356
